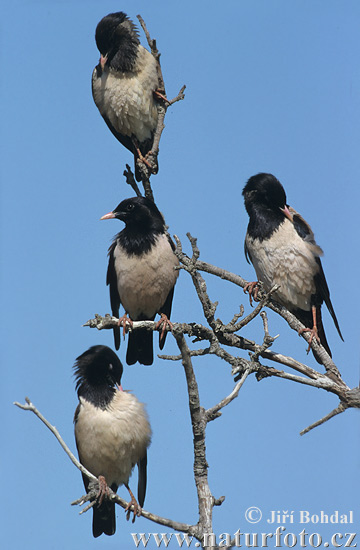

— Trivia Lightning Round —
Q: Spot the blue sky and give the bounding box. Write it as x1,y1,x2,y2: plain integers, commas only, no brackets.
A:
2,1,359,548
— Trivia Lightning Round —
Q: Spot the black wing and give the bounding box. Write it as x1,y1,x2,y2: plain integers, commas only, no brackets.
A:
137,451,148,508
244,239,252,264
158,233,177,350
314,257,344,341
291,210,317,245
107,240,121,350
291,208,343,342
159,286,175,350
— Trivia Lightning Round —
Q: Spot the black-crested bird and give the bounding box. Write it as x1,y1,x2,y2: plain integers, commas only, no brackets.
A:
101,196,179,365
74,345,151,537
242,173,343,361
92,12,160,181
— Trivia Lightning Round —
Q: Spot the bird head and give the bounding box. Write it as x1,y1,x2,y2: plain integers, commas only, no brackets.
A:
73,345,123,395
95,12,140,72
100,196,165,233
242,173,292,220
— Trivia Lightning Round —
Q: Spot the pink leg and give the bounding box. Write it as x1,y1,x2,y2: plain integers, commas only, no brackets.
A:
243,281,260,307
124,484,142,523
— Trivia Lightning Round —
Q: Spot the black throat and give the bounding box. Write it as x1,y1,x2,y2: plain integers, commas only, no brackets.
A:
117,226,163,256
78,382,115,410
247,204,285,242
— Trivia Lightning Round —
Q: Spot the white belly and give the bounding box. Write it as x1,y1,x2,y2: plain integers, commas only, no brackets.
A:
75,391,151,487
114,234,179,319
92,46,158,142
246,219,321,311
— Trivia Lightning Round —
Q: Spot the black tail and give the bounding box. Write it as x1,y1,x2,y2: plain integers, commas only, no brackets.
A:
113,326,120,351
126,328,153,365
296,307,332,364
92,501,116,538
314,307,332,363
314,258,344,342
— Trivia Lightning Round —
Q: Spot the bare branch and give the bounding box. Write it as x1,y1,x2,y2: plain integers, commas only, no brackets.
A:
174,237,344,382
300,402,348,436
205,368,251,422
173,328,216,539
83,313,359,413
14,398,96,482
123,164,142,197
133,14,185,198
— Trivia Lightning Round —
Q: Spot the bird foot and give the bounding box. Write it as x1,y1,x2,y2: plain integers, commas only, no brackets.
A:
118,314,133,339
153,89,169,104
156,313,173,343
96,475,110,507
298,326,321,353
124,485,142,523
243,281,260,307
134,145,158,175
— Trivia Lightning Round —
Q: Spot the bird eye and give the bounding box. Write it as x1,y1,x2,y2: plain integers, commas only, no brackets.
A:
126,203,134,211
109,363,113,370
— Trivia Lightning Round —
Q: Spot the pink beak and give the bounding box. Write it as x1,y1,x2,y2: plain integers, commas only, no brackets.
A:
100,211,115,220
100,54,108,70
280,204,293,222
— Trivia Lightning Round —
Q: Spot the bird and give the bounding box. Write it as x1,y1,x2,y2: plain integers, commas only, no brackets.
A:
101,196,179,365
92,12,160,181
242,173,343,362
73,345,151,537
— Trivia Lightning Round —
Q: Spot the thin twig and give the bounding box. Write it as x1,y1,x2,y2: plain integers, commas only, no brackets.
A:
205,368,251,422
134,14,185,199
14,398,96,482
300,402,348,436
124,164,142,197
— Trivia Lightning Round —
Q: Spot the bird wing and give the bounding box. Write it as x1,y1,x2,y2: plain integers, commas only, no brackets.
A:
102,111,135,155
290,206,343,341
137,451,148,508
158,234,177,350
244,239,252,264
289,207,321,249
74,404,91,493
107,241,121,350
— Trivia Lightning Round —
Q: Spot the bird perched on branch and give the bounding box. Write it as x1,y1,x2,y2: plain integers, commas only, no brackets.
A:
101,196,179,365
242,173,343,362
92,12,160,181
74,345,151,537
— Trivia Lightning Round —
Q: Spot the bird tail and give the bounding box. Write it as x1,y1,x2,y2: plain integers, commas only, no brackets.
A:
314,307,333,362
113,326,120,351
127,328,153,366
92,501,116,538
296,307,332,364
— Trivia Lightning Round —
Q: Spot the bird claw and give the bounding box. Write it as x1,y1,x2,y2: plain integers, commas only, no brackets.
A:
125,496,142,523
96,475,110,507
243,281,260,307
153,89,169,104
118,314,133,339
298,326,321,353
132,137,158,174
155,313,173,343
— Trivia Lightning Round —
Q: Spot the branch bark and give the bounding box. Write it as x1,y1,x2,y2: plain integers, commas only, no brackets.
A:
134,15,185,199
